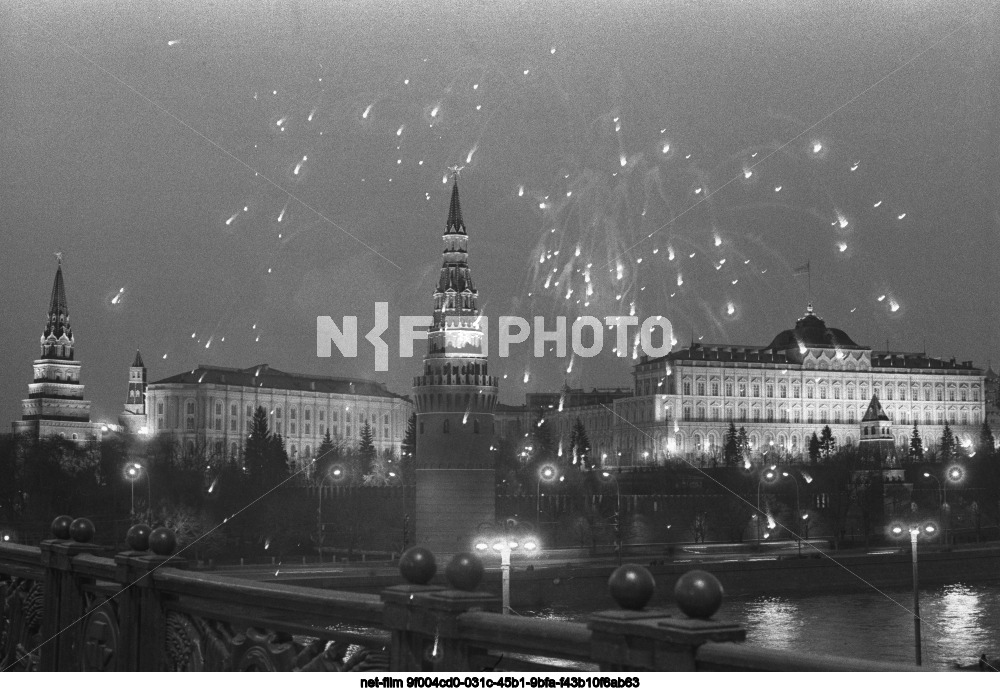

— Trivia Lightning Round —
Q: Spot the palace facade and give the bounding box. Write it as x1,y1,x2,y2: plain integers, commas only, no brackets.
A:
499,305,986,466
144,364,412,467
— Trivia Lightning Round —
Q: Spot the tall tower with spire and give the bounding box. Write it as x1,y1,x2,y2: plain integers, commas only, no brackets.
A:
119,350,148,434
413,176,499,554
13,256,103,442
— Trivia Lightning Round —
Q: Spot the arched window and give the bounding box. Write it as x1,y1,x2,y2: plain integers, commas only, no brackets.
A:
443,419,450,434
473,420,480,434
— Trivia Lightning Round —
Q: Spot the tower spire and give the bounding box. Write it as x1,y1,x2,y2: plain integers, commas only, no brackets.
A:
42,255,73,359
445,168,465,235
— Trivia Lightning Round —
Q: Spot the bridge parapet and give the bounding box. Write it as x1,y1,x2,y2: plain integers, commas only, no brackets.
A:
0,516,923,672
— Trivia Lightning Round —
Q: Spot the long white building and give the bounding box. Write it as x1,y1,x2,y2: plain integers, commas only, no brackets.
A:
145,364,413,466
507,305,985,466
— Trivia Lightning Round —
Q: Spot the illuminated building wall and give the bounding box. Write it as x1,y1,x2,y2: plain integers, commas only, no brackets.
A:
518,305,985,466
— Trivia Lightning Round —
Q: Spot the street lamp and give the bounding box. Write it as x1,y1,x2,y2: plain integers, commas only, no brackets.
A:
923,466,964,545
124,462,149,519
781,471,803,556
536,464,557,529
601,471,622,565
474,519,539,614
756,467,777,547
889,520,939,666
316,463,346,562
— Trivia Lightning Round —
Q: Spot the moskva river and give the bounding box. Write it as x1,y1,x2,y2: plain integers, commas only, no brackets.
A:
719,582,1000,669
530,580,1000,670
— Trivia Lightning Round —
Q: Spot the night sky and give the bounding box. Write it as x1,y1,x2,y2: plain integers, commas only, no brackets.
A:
2,0,997,426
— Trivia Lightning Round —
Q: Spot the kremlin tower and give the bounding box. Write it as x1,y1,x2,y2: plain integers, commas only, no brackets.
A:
413,175,499,554
13,256,103,442
118,350,148,434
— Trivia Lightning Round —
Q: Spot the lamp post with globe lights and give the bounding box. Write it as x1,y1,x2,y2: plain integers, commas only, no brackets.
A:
316,463,346,562
756,467,777,547
124,462,150,519
536,464,557,530
889,520,939,666
474,518,539,614
601,470,622,565
923,466,963,545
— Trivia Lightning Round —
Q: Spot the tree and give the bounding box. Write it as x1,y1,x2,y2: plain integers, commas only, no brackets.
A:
819,426,836,459
569,418,592,470
978,421,995,458
736,427,750,466
244,406,272,480
909,424,924,461
531,415,557,462
939,422,956,462
808,433,821,463
363,449,401,487
723,422,739,467
358,422,377,475
268,433,290,482
401,413,416,469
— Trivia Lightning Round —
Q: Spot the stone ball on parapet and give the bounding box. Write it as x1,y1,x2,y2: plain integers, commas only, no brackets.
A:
69,517,95,543
126,524,152,551
399,547,437,584
608,564,655,610
51,515,73,540
148,527,177,556
674,570,724,619
445,552,484,591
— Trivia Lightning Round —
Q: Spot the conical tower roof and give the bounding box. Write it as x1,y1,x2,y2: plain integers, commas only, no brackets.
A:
132,350,145,368
861,394,890,422
49,258,68,319
445,180,466,234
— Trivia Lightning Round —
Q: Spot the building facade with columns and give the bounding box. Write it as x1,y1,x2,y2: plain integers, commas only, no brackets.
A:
12,258,105,443
144,364,412,466
506,305,985,466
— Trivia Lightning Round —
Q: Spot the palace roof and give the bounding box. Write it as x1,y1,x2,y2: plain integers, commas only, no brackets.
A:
151,364,406,399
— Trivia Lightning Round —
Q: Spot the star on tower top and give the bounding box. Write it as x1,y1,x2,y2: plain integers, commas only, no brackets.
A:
55,252,63,264
447,165,464,182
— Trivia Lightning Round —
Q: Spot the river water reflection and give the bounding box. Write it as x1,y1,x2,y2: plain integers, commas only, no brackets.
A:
529,581,1000,670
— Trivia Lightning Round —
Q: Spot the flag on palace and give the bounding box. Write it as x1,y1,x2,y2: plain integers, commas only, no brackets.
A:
793,262,810,276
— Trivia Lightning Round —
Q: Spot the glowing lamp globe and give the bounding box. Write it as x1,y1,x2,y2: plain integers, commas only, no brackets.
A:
608,564,655,610
398,547,437,585
674,570,724,619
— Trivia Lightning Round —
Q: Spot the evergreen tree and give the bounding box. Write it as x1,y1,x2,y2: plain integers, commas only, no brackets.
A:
723,422,739,467
909,424,924,461
316,430,335,461
358,422,377,475
268,433,290,482
737,427,750,466
819,425,837,458
244,406,272,479
569,418,593,469
939,422,956,462
808,432,821,463
978,421,995,458
401,413,417,467
363,449,401,487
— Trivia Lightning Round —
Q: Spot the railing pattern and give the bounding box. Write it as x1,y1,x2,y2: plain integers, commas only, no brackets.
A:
0,515,925,672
